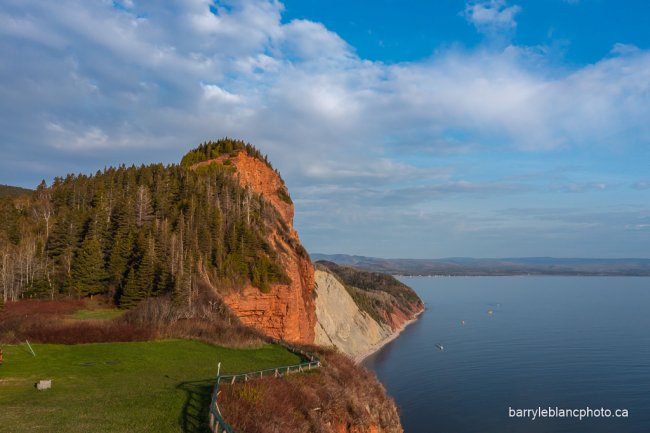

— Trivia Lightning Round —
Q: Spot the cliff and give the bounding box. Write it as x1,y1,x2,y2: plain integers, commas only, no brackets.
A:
1,138,418,433
314,262,424,361
314,269,392,359
191,150,316,344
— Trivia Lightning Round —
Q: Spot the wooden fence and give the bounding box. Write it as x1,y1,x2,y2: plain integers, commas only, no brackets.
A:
208,342,322,433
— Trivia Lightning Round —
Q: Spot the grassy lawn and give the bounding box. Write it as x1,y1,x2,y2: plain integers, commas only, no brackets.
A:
69,309,126,321
0,340,300,433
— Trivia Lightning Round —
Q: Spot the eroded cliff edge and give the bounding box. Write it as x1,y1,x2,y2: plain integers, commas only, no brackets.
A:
191,150,315,344
314,261,424,361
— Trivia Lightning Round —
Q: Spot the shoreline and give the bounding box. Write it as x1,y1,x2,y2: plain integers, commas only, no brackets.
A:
354,307,425,364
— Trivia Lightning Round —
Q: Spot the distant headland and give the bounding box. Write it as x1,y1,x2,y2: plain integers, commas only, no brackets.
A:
312,254,650,277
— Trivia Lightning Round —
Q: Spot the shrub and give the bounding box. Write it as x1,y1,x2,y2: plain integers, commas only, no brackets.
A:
122,291,264,348
0,299,152,344
217,349,402,433
0,299,85,322
18,321,153,344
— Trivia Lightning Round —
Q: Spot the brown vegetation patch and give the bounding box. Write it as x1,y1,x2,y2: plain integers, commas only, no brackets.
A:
1,299,85,321
121,290,264,348
0,287,264,348
218,349,402,433
0,299,153,344
12,321,153,344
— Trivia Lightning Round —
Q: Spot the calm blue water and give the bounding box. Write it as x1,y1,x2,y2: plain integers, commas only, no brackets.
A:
363,277,650,433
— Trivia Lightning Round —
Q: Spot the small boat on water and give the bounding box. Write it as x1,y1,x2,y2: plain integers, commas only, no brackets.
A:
435,343,444,351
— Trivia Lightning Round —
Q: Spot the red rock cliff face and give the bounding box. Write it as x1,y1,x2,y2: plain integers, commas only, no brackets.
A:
192,152,316,344
336,424,382,433
382,300,424,332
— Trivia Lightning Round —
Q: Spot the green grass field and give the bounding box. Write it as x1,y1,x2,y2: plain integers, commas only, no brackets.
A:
69,309,126,321
0,340,300,433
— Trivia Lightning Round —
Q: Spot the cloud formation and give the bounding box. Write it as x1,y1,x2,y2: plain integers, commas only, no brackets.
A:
1,0,649,257
2,1,649,173
464,0,522,35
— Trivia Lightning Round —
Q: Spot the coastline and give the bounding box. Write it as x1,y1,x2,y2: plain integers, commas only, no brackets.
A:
354,307,425,364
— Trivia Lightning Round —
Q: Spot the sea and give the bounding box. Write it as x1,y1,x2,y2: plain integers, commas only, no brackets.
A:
363,276,650,433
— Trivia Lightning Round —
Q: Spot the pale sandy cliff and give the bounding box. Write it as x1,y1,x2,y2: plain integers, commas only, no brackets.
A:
314,267,423,361
314,269,394,359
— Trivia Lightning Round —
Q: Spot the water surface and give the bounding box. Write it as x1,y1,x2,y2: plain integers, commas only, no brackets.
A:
363,276,650,433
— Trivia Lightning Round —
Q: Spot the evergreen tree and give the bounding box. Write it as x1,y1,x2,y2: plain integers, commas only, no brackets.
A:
70,235,107,297
137,235,156,296
135,185,153,227
108,230,133,291
118,267,146,309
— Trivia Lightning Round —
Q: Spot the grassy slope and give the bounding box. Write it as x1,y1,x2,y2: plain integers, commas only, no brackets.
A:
0,340,300,433
69,309,126,321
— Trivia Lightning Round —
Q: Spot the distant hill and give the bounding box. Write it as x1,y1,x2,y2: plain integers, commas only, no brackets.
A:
0,184,32,198
312,254,650,276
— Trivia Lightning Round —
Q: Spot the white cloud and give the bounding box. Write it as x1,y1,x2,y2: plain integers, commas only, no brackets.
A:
201,83,242,103
0,12,68,48
301,159,451,183
2,0,650,257
46,123,110,150
1,0,648,169
611,43,639,55
279,19,352,61
552,182,609,193
464,0,521,35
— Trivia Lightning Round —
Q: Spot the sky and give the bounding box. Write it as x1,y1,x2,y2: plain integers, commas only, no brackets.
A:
1,0,650,258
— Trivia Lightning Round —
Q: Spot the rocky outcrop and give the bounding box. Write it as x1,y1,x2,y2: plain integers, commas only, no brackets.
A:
335,424,381,433
192,151,315,344
314,268,423,361
190,150,423,352
314,269,392,359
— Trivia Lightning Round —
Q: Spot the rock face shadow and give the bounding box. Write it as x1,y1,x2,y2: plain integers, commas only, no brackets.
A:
176,379,215,433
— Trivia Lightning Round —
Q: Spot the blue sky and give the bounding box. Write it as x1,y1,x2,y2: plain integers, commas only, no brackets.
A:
283,0,650,65
1,0,649,258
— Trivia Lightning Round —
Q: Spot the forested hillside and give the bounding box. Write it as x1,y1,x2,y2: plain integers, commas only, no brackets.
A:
0,139,291,308
0,184,32,198
180,138,271,168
